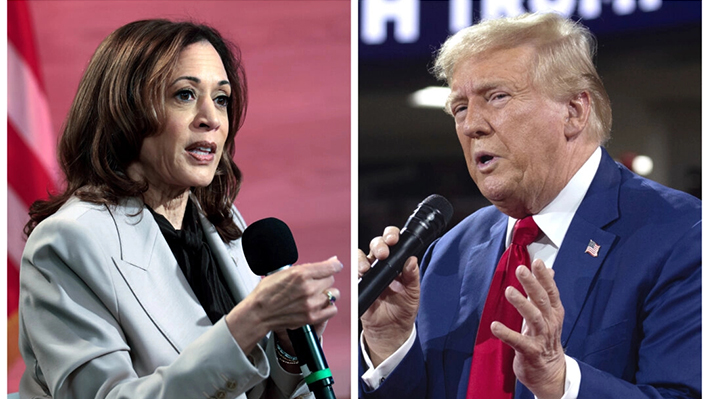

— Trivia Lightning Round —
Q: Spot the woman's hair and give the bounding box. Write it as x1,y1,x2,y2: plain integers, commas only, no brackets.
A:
433,12,612,145
25,19,247,241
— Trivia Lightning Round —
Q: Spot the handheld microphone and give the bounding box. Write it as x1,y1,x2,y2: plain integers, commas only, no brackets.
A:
242,218,336,399
358,194,453,317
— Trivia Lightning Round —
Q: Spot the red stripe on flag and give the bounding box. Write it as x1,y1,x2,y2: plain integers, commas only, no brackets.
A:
8,257,20,317
8,120,57,207
8,0,52,388
8,0,45,91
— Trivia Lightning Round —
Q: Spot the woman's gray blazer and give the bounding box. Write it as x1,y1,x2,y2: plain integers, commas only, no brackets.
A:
18,196,312,399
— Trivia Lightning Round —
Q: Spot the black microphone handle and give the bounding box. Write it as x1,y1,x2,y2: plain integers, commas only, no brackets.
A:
287,326,336,399
358,229,426,317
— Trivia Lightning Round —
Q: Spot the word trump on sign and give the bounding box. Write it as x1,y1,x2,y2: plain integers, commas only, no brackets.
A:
360,0,663,45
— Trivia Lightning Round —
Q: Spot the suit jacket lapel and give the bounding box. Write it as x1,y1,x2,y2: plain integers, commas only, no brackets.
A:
110,198,211,353
449,214,507,352
553,149,620,345
514,150,621,399
198,210,260,305
467,216,508,326
198,208,269,349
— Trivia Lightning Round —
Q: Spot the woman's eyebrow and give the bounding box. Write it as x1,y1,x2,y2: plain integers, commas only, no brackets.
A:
170,76,231,87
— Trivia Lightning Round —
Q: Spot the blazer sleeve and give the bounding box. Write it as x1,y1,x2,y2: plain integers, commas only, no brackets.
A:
20,214,271,399
254,335,313,399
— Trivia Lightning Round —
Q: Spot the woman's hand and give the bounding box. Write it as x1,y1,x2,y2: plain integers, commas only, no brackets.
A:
272,324,328,373
272,304,332,372
226,256,342,355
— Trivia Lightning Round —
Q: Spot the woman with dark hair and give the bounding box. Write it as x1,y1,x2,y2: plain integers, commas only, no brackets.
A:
19,19,341,399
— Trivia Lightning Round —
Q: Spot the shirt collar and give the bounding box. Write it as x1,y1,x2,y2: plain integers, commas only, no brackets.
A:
506,146,602,247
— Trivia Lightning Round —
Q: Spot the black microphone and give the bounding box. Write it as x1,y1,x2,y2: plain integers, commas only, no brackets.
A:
242,218,336,399
359,194,453,317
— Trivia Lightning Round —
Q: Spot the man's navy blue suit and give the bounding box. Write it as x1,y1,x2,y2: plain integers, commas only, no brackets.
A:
359,148,701,399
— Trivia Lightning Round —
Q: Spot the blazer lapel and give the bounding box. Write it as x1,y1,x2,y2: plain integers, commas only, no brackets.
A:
110,198,211,353
553,149,621,345
198,210,260,305
198,207,269,349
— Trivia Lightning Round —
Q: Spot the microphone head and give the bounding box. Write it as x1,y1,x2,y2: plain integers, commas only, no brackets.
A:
358,194,453,316
402,194,454,242
420,194,454,225
242,217,299,276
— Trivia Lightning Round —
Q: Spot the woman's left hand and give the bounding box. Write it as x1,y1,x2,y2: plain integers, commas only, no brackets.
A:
274,318,328,349
273,303,333,372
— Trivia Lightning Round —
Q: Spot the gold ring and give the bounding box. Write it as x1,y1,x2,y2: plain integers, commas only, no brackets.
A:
325,290,336,306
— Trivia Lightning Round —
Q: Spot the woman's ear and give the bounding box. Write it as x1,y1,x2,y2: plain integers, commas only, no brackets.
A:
564,91,591,140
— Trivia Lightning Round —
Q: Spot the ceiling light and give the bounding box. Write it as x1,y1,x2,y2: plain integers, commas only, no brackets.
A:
408,86,451,108
632,155,654,176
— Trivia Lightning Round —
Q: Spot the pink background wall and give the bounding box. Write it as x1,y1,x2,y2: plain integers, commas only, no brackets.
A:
12,0,351,396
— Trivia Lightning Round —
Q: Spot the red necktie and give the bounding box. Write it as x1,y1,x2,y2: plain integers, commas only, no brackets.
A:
466,216,540,399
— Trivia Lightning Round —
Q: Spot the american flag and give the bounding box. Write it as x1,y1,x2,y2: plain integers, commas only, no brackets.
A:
8,0,59,388
585,240,601,257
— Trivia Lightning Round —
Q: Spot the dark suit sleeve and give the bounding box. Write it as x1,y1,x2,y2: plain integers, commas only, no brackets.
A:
576,221,701,399
359,332,428,399
358,235,449,399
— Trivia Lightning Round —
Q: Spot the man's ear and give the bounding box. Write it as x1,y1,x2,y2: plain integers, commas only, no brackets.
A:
564,91,591,140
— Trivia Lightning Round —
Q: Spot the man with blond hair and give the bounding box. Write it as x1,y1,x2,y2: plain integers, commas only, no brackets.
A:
359,12,700,399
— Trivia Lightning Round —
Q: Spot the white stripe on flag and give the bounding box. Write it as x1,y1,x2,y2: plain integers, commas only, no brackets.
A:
7,41,60,183
8,186,31,269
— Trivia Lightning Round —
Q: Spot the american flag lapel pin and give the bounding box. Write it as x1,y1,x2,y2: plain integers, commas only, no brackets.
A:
585,239,600,257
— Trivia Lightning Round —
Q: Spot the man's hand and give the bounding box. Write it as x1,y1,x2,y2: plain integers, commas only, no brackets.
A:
359,226,420,367
492,259,566,399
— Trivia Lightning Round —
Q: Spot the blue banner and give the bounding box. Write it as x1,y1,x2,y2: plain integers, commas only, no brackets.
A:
359,0,701,60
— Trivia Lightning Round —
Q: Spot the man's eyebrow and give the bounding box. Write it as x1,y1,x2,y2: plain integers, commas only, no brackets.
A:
170,76,231,87
448,80,512,102
473,80,509,94
446,79,513,113
446,91,464,113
